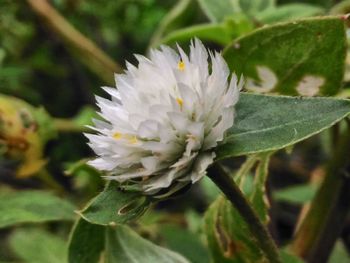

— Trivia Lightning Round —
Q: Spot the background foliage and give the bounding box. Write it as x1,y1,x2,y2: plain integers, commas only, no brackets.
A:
1,0,350,262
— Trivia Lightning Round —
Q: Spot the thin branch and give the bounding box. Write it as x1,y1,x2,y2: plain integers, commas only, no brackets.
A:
207,163,281,263
27,0,122,85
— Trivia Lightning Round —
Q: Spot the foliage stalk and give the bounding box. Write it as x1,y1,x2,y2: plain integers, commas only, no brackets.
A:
207,163,282,263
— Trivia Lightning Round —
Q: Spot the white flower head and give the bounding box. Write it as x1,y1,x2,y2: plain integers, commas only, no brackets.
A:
86,39,241,198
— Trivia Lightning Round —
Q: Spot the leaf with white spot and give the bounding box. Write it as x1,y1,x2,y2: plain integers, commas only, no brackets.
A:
224,17,346,95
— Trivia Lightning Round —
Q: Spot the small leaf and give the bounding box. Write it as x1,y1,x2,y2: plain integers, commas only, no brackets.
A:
224,17,346,95
197,0,274,22
250,152,273,223
68,218,105,263
0,191,75,228
274,184,318,204
216,93,350,159
197,0,241,23
105,224,190,263
80,182,151,226
329,241,350,263
204,196,265,263
150,0,195,47
9,228,67,263
280,250,305,263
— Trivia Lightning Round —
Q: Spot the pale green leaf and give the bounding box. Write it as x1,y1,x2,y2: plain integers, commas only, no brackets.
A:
197,0,241,22
68,218,104,263
0,191,76,228
197,0,274,22
150,0,194,47
256,4,324,24
80,182,150,226
329,241,350,263
224,17,346,95
216,93,350,159
204,196,265,263
160,16,253,46
9,228,67,263
105,225,190,263
250,153,273,223
274,184,318,204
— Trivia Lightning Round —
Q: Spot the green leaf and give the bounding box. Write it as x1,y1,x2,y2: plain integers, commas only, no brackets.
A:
161,16,253,46
216,93,350,159
160,224,210,263
105,224,190,263
80,182,150,226
280,250,305,263
224,17,346,96
197,0,241,23
197,0,274,22
250,153,273,223
150,0,194,47
204,196,265,263
68,218,105,263
161,23,233,46
274,184,318,204
256,4,324,24
9,228,67,263
239,0,275,15
329,241,350,263
0,191,76,228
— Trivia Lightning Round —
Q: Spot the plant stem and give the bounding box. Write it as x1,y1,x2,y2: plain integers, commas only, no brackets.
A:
291,128,350,263
207,163,281,263
54,118,90,133
26,0,122,85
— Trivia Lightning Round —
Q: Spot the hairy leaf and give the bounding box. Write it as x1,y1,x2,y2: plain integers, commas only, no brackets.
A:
224,17,346,95
216,93,350,159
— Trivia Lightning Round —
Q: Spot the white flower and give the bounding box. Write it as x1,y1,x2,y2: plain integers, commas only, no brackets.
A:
86,39,241,197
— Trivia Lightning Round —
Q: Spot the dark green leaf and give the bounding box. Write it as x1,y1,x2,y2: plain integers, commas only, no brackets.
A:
224,17,346,96
68,218,105,263
80,182,150,226
0,191,75,228
105,224,190,263
9,228,67,263
216,93,350,159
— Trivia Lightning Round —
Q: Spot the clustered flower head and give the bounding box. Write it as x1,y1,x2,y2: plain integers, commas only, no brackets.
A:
86,39,241,198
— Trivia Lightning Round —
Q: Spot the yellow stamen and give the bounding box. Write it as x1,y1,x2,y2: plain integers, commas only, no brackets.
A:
113,132,122,139
125,134,138,144
176,97,183,110
178,60,185,71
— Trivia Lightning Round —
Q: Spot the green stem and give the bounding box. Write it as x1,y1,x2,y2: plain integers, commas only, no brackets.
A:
27,0,122,85
54,118,90,133
291,128,350,263
207,163,281,263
